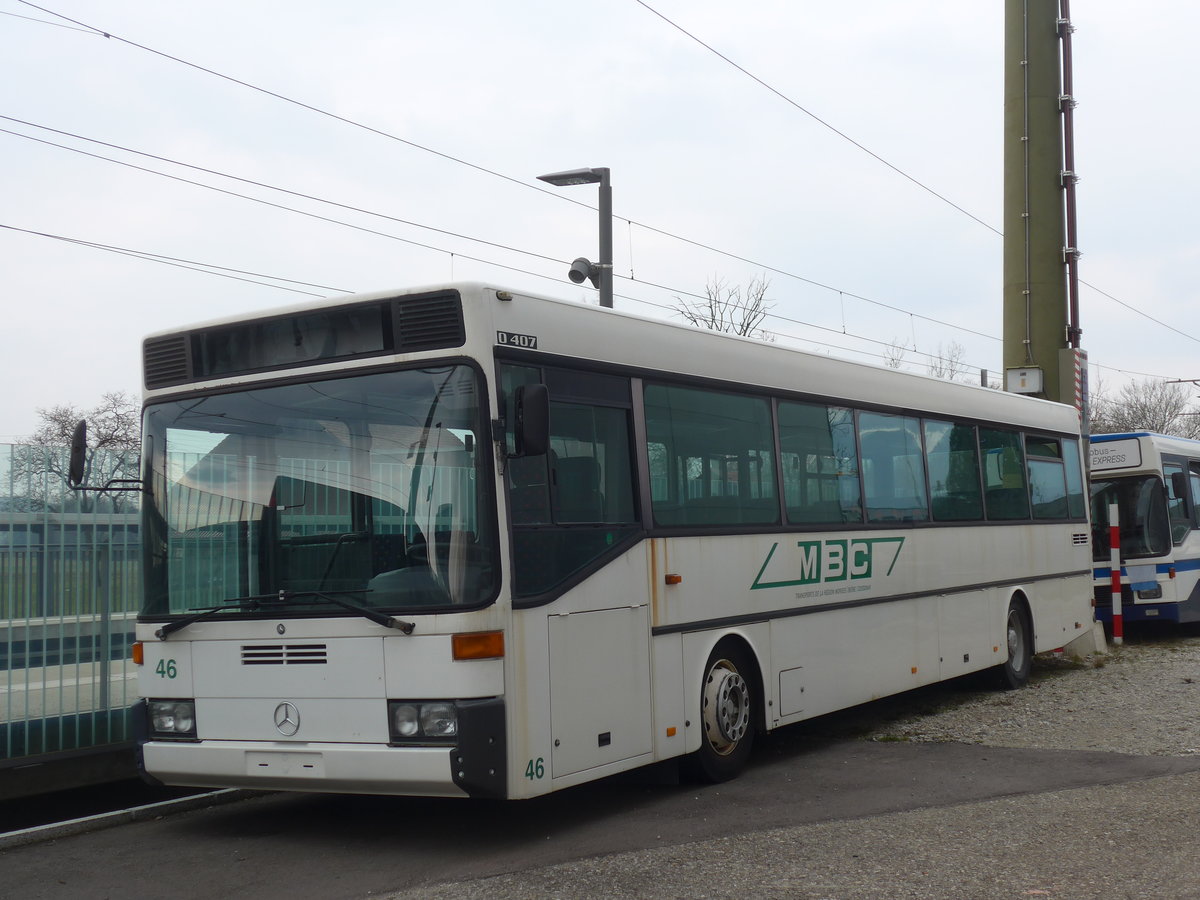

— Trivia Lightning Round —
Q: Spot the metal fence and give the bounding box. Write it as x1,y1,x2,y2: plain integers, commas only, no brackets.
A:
1,444,140,762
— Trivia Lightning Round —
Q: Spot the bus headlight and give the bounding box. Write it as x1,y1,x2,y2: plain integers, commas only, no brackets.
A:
420,702,457,737
388,700,458,743
148,699,198,740
390,703,421,738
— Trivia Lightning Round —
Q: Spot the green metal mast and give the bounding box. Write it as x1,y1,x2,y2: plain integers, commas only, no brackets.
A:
1003,0,1082,406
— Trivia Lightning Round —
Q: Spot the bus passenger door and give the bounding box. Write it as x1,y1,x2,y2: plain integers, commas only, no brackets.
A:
548,605,652,778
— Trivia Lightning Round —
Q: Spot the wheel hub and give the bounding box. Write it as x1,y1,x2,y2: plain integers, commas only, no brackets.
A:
1008,611,1025,661
702,661,750,754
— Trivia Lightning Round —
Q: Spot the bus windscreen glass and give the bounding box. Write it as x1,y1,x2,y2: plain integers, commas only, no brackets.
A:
140,365,496,617
1089,474,1171,561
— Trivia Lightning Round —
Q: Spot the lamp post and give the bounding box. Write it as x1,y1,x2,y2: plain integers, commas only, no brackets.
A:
536,166,613,308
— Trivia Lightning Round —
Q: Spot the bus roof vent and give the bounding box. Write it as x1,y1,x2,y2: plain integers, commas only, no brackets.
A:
144,335,191,389
394,292,465,352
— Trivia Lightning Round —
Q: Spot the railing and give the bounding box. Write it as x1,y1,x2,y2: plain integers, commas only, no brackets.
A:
1,444,140,762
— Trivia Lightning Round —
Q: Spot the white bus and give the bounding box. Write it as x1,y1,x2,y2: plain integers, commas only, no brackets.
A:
117,283,1094,798
1089,432,1200,624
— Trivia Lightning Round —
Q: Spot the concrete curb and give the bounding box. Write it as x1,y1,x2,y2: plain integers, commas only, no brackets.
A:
0,789,258,850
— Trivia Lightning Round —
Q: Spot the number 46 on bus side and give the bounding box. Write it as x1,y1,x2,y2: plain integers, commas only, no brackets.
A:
155,658,178,679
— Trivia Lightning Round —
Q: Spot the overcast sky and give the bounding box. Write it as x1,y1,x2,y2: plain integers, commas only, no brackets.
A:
2,0,1198,441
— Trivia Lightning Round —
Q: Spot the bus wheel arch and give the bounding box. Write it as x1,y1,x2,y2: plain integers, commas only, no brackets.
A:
997,592,1034,689
686,635,763,783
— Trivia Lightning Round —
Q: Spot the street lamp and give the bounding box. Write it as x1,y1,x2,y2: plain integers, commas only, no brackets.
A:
536,166,613,308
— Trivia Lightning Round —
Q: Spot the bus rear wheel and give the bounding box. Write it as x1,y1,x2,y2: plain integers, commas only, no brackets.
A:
997,600,1033,689
688,643,757,783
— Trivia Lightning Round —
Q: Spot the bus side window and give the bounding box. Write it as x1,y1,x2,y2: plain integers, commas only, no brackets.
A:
1025,436,1069,520
779,401,862,525
980,428,1030,520
501,364,640,599
923,419,983,522
643,383,778,527
858,412,928,524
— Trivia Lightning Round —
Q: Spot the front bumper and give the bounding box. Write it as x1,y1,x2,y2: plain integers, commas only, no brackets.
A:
141,739,470,796
135,696,507,798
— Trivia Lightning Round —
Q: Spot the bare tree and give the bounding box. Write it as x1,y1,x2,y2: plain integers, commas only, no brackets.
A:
9,391,141,511
927,341,969,382
1089,378,1200,438
882,338,909,370
674,276,774,340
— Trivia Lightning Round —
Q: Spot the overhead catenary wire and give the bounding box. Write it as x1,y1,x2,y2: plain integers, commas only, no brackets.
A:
0,126,566,284
632,2,1200,351
9,3,1006,347
1,114,1004,347
5,208,1166,384
0,224,348,296
0,128,1151,382
0,119,1003,372
0,116,564,268
0,7,91,33
11,1,1198,373
634,0,1002,237
3,215,1003,378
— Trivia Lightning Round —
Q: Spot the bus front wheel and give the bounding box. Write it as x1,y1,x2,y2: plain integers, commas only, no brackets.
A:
687,643,757,782
997,600,1033,689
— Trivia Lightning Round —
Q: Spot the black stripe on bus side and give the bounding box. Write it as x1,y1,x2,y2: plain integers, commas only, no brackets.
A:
649,568,1093,636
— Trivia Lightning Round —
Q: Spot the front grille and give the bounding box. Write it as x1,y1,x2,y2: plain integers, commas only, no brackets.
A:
1093,585,1133,608
241,643,328,665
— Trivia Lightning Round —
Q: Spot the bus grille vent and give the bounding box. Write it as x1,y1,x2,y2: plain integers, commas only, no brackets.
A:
1072,533,1089,545
395,293,465,352
143,336,191,389
241,644,328,665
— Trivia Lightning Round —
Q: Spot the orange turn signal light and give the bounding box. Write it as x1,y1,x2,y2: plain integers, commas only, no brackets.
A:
452,631,504,661
665,574,683,585
131,641,144,666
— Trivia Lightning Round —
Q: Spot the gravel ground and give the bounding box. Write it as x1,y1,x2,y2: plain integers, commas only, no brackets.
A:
380,630,1200,900
865,628,1200,757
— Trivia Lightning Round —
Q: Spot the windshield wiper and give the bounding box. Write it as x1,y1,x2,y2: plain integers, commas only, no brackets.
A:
154,589,415,640
268,589,416,635
154,594,272,640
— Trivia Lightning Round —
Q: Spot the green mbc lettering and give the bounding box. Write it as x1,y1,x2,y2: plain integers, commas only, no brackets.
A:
796,539,875,582
752,537,904,591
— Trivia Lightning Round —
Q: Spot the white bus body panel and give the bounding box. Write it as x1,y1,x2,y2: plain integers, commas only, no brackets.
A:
137,617,504,796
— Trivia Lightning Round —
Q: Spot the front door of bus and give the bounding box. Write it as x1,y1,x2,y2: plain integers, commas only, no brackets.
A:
548,604,652,778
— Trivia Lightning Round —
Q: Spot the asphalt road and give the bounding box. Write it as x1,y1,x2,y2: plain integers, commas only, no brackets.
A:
3,722,1199,900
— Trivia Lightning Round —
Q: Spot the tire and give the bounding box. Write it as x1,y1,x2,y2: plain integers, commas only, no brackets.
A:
687,642,757,783
997,600,1033,689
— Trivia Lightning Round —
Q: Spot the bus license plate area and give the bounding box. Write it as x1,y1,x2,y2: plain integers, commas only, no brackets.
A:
245,750,325,778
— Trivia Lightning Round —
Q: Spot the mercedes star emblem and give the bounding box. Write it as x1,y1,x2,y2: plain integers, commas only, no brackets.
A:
273,701,301,737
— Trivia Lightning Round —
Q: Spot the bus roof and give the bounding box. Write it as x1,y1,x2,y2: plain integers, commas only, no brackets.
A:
144,281,1083,436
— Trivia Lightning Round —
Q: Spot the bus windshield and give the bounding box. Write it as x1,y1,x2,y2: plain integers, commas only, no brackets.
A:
141,365,497,617
1090,474,1171,562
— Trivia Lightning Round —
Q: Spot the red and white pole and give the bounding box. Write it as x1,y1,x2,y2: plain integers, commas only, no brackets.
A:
1109,502,1123,645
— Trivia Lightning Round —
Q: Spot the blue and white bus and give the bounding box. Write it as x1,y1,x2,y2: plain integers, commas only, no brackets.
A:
101,283,1095,798
1090,432,1200,624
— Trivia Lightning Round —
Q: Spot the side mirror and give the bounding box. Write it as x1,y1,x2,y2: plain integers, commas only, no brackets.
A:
513,384,549,457
68,420,88,488
1171,471,1188,500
